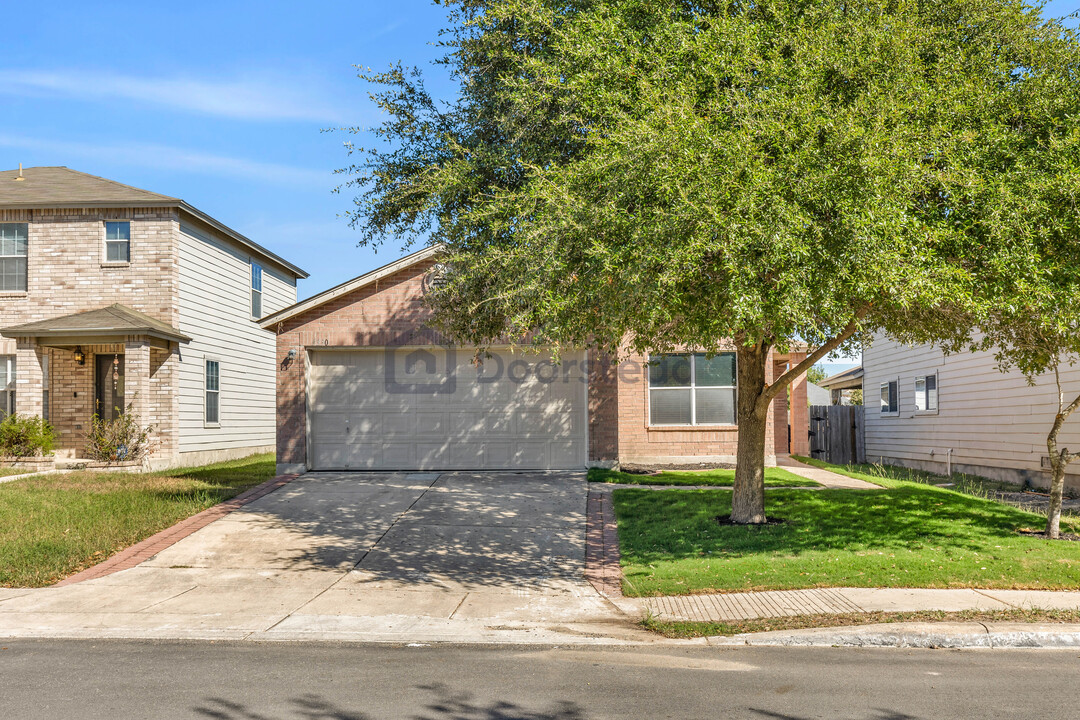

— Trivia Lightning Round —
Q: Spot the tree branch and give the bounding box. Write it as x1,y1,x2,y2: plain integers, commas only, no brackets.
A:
761,308,869,405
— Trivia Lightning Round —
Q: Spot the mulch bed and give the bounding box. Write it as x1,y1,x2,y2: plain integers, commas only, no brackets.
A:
622,462,736,475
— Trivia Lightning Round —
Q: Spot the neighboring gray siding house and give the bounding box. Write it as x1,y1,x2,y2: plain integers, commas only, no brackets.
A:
0,166,307,468
863,335,1080,492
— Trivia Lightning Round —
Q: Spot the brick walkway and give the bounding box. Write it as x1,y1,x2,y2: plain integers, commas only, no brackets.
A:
55,473,299,587
584,492,622,598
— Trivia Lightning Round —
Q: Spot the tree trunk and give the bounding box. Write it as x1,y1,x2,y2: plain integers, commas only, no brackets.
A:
731,343,770,524
1045,371,1079,540
1047,451,1065,540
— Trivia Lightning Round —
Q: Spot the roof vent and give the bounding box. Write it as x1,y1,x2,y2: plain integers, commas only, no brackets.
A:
13,163,24,181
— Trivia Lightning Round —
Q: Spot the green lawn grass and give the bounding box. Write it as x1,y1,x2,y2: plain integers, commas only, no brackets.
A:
795,455,1078,514
0,453,275,587
0,467,27,478
614,472,1080,596
588,466,820,487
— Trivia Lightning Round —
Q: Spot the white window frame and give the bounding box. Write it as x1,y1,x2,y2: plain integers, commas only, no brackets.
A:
103,220,131,265
204,359,221,427
0,355,14,419
41,354,49,423
879,378,899,416
250,262,263,319
647,353,738,427
914,373,939,413
0,222,28,293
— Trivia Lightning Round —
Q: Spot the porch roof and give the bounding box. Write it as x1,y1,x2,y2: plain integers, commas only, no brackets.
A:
0,304,191,346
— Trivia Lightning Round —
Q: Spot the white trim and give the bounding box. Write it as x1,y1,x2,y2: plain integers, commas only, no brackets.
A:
259,245,441,329
913,372,939,414
204,357,221,428
646,352,738,427
102,219,132,266
879,378,900,416
250,260,263,320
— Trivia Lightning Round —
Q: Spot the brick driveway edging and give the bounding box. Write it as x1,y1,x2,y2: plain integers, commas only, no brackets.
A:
585,490,623,598
54,473,300,587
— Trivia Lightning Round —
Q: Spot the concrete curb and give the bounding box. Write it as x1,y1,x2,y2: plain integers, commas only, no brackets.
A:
706,622,1080,649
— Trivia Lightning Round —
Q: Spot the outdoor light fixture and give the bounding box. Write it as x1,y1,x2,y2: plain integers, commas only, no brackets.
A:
73,347,85,365
287,349,297,359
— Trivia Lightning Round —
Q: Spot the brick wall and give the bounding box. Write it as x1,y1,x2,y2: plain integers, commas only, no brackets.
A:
0,208,181,461
274,258,790,469
274,262,438,466
615,347,780,466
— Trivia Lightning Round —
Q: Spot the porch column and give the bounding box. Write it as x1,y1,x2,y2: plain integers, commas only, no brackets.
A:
14,341,43,417
124,338,151,423
789,351,810,457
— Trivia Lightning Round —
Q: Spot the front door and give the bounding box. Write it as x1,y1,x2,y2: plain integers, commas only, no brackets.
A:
95,354,125,421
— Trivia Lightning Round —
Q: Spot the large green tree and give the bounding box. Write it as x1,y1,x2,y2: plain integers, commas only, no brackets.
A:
343,0,1080,523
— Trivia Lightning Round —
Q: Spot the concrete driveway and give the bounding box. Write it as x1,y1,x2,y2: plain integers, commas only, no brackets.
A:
0,471,644,644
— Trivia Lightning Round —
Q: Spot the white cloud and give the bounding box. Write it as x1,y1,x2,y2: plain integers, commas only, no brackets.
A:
0,133,331,187
0,69,348,123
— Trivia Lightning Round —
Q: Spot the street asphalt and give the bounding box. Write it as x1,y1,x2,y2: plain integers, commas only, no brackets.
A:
2,639,1079,719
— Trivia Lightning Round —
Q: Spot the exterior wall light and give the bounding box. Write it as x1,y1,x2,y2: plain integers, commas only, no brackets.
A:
73,347,85,365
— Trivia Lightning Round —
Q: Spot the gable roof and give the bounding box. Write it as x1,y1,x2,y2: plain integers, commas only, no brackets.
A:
817,365,864,389
0,166,308,279
1,304,191,343
259,245,441,329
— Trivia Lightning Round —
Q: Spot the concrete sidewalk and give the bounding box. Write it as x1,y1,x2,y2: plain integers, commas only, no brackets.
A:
632,587,1080,623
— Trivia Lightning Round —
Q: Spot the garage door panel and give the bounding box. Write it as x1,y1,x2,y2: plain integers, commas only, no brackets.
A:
308,349,587,470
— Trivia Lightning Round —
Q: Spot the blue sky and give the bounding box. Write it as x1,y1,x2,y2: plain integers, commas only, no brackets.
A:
2,1,1077,373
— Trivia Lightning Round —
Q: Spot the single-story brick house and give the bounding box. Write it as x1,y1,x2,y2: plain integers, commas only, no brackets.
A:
261,247,811,474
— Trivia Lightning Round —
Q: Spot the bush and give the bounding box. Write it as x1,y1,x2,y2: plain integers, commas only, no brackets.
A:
84,405,154,463
0,414,55,457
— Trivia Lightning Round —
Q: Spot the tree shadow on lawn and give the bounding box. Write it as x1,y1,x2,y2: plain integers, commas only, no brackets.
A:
613,485,1049,563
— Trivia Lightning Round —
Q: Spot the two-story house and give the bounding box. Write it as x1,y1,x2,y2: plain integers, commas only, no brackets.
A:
0,166,307,468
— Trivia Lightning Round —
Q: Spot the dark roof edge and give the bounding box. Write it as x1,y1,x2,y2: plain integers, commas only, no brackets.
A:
178,203,309,279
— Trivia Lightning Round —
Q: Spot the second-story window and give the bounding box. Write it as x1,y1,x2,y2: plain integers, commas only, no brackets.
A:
251,262,263,318
105,221,131,263
0,223,28,292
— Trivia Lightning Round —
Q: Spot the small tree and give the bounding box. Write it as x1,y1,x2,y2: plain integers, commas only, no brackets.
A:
344,0,1080,523
806,366,828,386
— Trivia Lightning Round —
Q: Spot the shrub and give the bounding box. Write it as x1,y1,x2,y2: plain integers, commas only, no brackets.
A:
0,414,55,457
84,404,154,463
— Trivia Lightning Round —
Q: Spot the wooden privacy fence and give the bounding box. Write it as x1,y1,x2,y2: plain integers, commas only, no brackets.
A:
808,405,865,465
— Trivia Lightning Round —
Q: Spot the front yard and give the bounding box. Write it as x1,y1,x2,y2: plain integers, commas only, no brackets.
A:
0,453,275,587
614,462,1080,597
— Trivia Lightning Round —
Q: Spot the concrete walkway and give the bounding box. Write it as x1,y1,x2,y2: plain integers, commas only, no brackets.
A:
635,587,1080,622
0,471,653,645
775,455,881,489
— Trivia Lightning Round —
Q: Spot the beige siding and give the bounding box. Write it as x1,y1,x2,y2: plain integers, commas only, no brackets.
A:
177,222,296,454
863,334,1080,487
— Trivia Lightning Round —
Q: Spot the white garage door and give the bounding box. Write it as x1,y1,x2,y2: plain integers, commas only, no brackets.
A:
308,348,588,470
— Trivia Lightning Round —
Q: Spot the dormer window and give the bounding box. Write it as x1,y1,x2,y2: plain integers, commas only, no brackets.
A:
105,221,130,263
